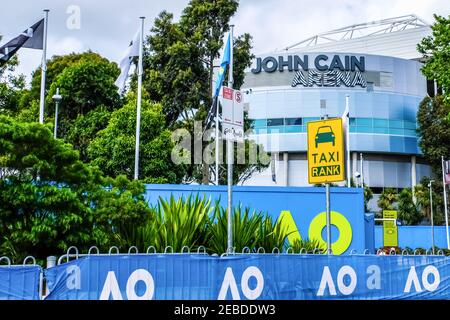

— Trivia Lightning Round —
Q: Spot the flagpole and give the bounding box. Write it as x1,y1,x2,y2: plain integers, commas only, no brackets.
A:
346,94,350,187
227,26,234,253
442,156,450,249
39,9,49,124
134,17,145,180
215,96,219,185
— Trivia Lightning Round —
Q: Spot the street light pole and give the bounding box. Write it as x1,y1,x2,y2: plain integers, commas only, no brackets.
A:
52,88,62,139
428,180,435,254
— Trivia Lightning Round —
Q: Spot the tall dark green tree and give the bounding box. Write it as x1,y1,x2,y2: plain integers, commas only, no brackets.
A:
398,189,422,225
415,178,445,226
0,40,26,116
0,115,151,262
142,0,267,184
18,52,122,162
88,97,188,183
28,51,106,103
377,188,398,211
417,95,450,173
417,14,450,103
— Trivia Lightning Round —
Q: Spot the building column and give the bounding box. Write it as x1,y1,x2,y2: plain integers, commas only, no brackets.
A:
411,156,417,187
283,152,289,186
352,152,358,185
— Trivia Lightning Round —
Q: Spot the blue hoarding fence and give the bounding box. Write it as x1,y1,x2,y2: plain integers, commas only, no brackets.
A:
43,250,449,300
141,185,450,253
1,248,449,300
143,185,366,255
375,225,449,250
0,256,42,300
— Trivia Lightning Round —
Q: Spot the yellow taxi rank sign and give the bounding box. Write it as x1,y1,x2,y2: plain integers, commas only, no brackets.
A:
307,118,345,184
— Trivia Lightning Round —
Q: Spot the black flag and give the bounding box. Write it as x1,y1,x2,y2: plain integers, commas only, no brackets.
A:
0,18,44,65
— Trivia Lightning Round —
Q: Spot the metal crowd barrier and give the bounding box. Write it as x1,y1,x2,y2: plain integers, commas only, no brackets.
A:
1,246,448,300
0,255,43,300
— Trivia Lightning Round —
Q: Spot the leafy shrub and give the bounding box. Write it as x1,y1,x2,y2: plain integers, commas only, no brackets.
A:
207,203,263,254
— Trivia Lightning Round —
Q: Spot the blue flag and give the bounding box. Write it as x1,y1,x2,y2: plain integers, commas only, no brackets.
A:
214,33,231,97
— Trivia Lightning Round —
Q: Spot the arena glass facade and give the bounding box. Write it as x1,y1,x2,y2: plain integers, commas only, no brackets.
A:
241,52,432,209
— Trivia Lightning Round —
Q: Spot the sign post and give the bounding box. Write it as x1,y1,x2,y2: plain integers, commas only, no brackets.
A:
307,118,345,254
442,156,450,249
221,85,244,253
382,210,398,247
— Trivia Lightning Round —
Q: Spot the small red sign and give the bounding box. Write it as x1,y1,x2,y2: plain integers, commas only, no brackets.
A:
223,87,233,100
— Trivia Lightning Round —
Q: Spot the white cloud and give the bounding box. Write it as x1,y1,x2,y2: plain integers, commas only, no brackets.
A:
234,0,450,54
49,36,85,56
2,0,450,85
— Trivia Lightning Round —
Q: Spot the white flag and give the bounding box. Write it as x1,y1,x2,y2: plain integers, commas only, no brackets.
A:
341,101,349,129
115,30,140,94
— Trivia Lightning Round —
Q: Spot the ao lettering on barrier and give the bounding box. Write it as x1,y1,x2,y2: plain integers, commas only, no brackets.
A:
99,269,155,300
404,265,440,293
317,264,382,297
218,266,264,300
66,265,81,290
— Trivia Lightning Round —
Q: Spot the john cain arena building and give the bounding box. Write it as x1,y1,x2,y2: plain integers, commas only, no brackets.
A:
242,15,437,208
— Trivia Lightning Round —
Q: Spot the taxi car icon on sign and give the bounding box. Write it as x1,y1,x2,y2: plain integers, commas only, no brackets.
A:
315,126,335,148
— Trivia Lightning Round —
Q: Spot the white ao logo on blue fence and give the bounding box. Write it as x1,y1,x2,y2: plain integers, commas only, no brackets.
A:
218,266,264,300
99,269,155,300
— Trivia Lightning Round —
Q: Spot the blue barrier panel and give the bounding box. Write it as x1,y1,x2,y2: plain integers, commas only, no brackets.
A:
375,226,449,249
144,185,365,255
44,254,449,300
364,213,375,252
0,265,41,300
45,254,216,300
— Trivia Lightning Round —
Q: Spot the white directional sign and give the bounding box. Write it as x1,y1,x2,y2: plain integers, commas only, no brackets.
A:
221,86,244,142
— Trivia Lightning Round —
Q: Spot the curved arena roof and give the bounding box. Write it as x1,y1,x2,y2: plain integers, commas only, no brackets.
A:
280,15,432,60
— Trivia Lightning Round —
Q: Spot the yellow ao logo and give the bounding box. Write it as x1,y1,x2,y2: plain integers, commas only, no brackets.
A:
278,210,353,255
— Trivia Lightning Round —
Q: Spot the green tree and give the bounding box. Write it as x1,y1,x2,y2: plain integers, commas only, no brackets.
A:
28,51,108,103
63,106,112,162
414,179,445,225
46,55,121,122
397,188,421,225
364,185,374,212
88,97,188,183
0,115,151,262
17,52,122,162
377,188,398,211
417,96,450,173
0,48,26,116
141,0,266,184
417,14,450,103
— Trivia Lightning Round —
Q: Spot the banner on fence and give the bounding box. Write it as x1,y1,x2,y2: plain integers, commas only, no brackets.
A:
0,266,41,300
44,254,450,300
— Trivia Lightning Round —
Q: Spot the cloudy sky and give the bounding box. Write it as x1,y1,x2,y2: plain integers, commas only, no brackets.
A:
1,0,449,85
